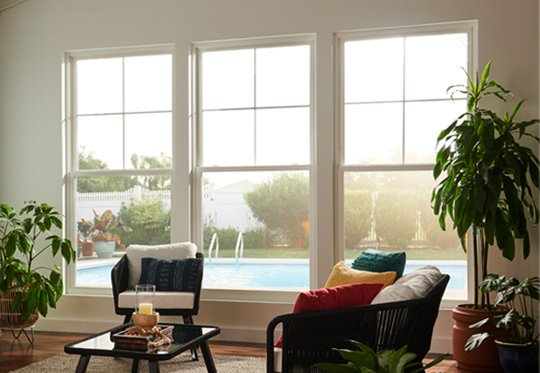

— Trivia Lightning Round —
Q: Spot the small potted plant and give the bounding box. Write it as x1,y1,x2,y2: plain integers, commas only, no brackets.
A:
466,274,539,373
313,340,448,373
77,219,94,257
0,201,75,327
87,210,131,259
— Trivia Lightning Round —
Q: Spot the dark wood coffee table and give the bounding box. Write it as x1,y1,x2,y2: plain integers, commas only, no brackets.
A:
64,323,220,373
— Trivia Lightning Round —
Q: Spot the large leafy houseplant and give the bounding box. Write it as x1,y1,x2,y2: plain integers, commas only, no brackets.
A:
466,275,539,361
432,61,539,308
0,201,75,321
313,340,448,373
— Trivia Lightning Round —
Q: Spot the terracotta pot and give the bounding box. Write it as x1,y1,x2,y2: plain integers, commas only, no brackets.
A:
82,242,94,257
452,304,509,372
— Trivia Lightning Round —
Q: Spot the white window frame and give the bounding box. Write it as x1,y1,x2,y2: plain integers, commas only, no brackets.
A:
334,21,478,308
63,44,175,296
191,35,316,302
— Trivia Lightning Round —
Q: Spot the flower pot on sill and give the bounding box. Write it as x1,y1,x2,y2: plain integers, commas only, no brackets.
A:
496,340,539,373
82,242,94,257
452,304,509,372
94,241,115,258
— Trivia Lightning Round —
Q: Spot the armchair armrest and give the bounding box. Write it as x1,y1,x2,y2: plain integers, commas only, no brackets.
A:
111,255,129,314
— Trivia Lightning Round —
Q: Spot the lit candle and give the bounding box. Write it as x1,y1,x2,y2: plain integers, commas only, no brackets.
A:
139,303,153,315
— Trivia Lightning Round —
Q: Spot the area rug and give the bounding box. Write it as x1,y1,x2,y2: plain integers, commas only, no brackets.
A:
10,353,266,372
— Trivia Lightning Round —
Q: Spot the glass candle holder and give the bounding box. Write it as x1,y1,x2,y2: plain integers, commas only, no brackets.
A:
135,284,155,315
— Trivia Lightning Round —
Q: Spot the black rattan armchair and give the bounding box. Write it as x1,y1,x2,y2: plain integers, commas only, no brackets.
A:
111,252,204,324
267,274,449,373
111,250,204,360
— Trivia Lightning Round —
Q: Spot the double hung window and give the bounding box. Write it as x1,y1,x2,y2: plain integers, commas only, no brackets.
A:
192,36,314,290
336,23,474,299
66,46,174,289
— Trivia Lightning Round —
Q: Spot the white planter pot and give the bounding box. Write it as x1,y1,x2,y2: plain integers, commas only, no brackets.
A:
94,241,116,259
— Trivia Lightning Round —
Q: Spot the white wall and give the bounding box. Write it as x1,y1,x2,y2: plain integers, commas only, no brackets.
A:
0,0,538,355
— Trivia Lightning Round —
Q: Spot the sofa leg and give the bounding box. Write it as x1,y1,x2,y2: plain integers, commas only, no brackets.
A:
183,316,198,361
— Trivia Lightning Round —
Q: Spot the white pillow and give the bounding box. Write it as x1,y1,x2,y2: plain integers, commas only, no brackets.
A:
126,242,197,288
371,265,442,304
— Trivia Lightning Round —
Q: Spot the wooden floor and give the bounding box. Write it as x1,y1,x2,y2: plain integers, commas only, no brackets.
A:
0,330,469,372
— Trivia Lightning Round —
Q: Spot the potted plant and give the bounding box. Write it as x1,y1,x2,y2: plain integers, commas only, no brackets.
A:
86,209,131,259
432,60,539,371
0,201,75,328
77,219,94,257
313,340,448,373
466,275,539,372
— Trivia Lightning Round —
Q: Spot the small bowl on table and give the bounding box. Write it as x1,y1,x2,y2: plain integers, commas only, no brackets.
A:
132,312,160,329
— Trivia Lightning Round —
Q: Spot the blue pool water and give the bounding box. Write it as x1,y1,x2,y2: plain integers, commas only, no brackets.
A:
77,259,466,290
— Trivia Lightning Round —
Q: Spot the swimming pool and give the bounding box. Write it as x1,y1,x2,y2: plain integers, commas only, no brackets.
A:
77,258,466,290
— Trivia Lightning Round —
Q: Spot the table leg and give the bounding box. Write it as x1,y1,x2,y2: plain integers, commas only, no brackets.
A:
200,341,217,373
131,358,140,373
75,355,91,373
149,361,160,373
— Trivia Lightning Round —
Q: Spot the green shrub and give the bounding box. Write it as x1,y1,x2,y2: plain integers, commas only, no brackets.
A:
344,189,373,249
116,197,170,247
243,227,277,249
204,226,240,251
375,188,418,250
243,172,309,248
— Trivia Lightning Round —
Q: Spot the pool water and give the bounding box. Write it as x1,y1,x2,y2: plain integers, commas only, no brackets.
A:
77,259,466,290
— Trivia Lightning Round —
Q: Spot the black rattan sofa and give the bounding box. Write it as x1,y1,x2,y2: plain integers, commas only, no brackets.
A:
266,274,449,373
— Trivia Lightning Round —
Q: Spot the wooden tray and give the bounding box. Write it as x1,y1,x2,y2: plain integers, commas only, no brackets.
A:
113,325,174,351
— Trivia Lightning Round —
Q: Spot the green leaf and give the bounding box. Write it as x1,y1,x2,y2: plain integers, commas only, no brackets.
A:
348,341,375,356
337,349,377,371
465,332,490,352
509,99,525,122
469,317,491,329
480,60,492,89
474,178,486,213
388,345,408,373
11,292,23,314
376,349,394,371
437,120,458,143
393,352,416,373
38,290,48,317
411,353,449,373
52,239,61,257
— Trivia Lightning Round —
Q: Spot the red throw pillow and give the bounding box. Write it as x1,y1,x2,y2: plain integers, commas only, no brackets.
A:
274,282,384,347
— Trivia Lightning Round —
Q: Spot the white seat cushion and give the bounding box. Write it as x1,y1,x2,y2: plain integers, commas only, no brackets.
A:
118,290,195,310
126,242,197,288
273,347,282,373
371,265,442,304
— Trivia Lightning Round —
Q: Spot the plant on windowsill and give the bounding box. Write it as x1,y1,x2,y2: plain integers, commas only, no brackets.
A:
77,219,94,257
466,275,539,372
84,209,131,259
313,340,448,373
431,60,539,371
0,201,75,328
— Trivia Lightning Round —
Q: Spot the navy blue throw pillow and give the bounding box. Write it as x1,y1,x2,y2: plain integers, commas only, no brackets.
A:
138,257,202,292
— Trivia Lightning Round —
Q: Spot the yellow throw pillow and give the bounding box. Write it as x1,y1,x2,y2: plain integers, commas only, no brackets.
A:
325,261,396,289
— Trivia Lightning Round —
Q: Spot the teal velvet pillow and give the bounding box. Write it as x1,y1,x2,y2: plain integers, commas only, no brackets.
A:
351,249,406,280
